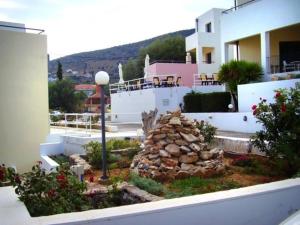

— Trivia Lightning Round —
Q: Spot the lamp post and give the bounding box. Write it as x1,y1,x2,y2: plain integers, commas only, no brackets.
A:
95,71,110,180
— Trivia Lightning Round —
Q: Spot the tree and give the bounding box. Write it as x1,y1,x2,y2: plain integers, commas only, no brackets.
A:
56,61,63,81
123,35,191,81
218,60,262,111
49,79,87,112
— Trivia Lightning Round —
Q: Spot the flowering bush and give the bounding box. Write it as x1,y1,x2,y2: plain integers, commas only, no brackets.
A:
251,83,300,175
0,164,16,186
9,163,91,217
232,155,253,167
195,120,217,143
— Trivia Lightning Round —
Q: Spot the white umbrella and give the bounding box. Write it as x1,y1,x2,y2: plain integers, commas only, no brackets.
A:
118,63,124,83
144,54,150,79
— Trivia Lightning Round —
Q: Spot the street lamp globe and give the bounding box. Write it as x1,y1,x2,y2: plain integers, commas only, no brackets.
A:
95,71,109,85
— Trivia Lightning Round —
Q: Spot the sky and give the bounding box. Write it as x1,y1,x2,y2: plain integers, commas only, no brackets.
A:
0,0,234,59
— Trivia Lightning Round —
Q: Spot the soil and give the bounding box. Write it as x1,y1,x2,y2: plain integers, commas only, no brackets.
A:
84,155,286,193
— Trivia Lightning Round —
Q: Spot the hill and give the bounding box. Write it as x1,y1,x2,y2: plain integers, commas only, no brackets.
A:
48,29,195,83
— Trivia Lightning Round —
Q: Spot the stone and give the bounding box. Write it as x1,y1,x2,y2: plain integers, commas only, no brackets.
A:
165,144,181,157
160,163,175,171
199,143,208,151
161,158,178,167
158,140,168,146
167,133,181,140
180,145,191,153
166,138,174,144
179,154,199,164
161,127,174,134
148,154,159,160
175,170,190,179
192,167,206,176
180,132,199,143
175,139,188,146
189,143,201,152
199,151,213,160
181,163,195,171
153,134,166,141
159,150,171,158
169,117,181,125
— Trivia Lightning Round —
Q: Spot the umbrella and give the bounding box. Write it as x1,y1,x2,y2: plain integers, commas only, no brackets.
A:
144,54,150,79
118,63,124,83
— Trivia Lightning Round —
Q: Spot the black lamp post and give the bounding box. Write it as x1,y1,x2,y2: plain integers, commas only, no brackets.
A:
95,71,110,180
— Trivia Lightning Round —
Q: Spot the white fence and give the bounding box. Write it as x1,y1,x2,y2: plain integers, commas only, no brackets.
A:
49,112,142,131
4,178,298,225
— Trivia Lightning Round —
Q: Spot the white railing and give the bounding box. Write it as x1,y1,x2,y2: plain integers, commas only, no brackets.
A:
109,74,180,94
193,74,221,87
49,112,142,132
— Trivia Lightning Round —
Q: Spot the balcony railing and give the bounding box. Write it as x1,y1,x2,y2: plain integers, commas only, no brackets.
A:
0,24,44,34
150,60,186,65
266,56,300,74
222,0,257,14
109,74,181,94
193,74,222,87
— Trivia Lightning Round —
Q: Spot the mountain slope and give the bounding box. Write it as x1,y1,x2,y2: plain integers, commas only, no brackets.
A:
48,28,195,83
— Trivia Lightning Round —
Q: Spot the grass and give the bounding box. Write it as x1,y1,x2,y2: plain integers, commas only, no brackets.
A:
164,177,241,199
50,154,70,166
129,173,164,195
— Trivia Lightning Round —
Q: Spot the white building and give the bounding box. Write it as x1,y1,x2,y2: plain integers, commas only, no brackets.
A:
0,22,49,172
186,0,300,80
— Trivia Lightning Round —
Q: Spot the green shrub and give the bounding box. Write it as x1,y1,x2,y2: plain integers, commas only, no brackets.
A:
106,139,140,150
9,163,90,217
183,91,231,112
84,139,140,169
251,84,300,176
129,173,164,195
195,120,217,143
83,141,114,169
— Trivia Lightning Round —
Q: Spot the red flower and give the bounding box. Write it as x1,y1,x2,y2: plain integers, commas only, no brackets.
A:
56,174,65,182
47,189,56,198
253,109,257,115
89,175,94,183
281,104,286,112
275,92,281,98
252,105,257,110
15,175,21,184
0,170,4,181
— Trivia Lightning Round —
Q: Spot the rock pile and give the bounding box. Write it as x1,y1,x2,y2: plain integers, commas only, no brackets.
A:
131,110,225,181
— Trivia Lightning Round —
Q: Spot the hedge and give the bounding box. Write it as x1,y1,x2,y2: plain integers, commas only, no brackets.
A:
183,91,231,112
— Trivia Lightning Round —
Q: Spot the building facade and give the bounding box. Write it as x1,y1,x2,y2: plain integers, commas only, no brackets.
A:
186,0,300,80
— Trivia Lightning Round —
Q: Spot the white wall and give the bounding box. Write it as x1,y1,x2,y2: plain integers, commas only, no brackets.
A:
0,28,49,173
111,87,226,123
184,112,261,133
31,178,300,225
111,88,156,122
238,79,300,112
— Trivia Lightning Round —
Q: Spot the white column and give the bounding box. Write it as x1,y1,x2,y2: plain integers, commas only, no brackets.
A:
261,31,270,81
222,43,230,64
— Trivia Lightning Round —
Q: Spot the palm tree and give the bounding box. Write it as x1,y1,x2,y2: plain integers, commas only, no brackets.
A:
218,60,263,111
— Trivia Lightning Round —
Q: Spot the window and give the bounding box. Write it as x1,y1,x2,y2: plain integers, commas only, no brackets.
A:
206,52,212,64
206,22,212,33
196,19,199,32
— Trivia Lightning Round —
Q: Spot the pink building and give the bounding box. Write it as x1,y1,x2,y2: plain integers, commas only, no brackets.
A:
147,62,198,87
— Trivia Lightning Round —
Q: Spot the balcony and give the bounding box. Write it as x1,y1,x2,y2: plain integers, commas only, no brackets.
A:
186,32,197,52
